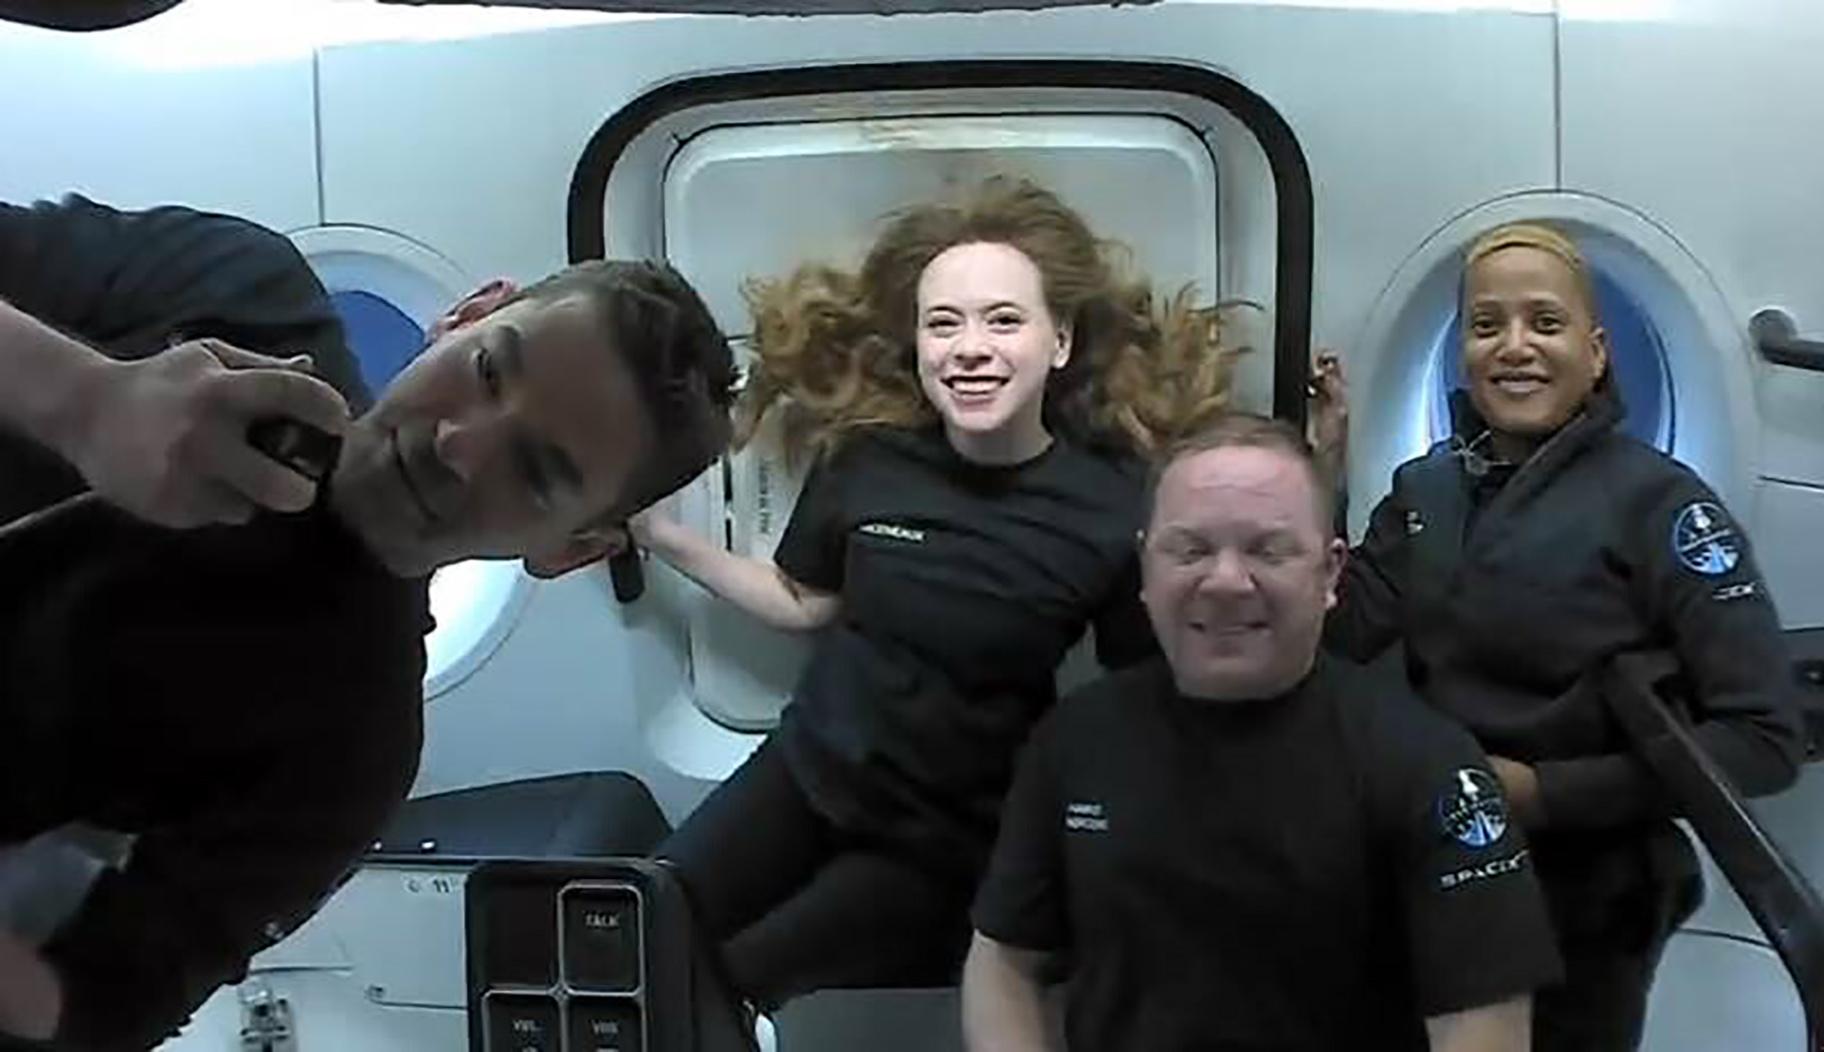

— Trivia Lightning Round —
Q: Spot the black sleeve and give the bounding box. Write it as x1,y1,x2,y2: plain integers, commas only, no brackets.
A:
0,194,366,409
1377,704,1563,1016
40,681,421,1048
771,448,850,593
1324,482,1409,663
1535,472,1805,828
1091,551,1158,669
971,717,1069,953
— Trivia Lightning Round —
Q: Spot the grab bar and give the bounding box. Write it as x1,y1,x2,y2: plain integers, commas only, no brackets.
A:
1752,309,1824,373
1605,651,1824,1052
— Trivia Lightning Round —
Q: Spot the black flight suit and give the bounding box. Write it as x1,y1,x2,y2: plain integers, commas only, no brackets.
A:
1327,387,1804,1051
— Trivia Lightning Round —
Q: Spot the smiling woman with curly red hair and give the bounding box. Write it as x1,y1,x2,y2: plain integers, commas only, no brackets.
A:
629,175,1259,1032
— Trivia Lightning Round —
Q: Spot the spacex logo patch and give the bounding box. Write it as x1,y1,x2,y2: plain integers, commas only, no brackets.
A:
1672,501,1742,577
1437,768,1508,849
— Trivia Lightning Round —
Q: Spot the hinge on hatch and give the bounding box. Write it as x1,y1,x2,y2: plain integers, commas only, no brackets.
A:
239,978,297,1052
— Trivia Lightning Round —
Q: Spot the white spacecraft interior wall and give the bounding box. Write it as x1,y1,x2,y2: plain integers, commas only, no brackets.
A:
1562,0,1824,629
0,17,317,233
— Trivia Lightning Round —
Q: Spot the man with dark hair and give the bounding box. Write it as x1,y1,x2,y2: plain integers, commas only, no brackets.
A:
497,259,737,530
963,412,1562,1052
0,193,734,1048
326,255,734,580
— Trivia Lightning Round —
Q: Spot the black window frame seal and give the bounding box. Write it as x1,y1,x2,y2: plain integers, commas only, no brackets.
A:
567,59,1315,427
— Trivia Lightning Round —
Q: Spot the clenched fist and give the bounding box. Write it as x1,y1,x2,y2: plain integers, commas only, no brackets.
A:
63,339,351,528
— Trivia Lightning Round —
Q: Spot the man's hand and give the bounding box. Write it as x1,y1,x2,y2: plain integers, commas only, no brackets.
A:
65,339,351,527
1308,350,1348,488
1488,756,1547,829
0,930,61,1041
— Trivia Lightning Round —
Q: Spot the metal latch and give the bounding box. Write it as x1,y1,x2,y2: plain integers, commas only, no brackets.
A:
239,978,296,1052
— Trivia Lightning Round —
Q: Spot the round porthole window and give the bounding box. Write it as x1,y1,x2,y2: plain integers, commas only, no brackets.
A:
293,226,531,699
327,288,426,395
1350,194,1754,541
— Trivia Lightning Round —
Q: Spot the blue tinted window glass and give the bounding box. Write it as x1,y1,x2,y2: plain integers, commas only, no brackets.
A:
1430,268,1674,450
329,290,425,393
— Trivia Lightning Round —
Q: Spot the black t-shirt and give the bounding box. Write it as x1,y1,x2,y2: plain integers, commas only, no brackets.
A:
0,194,425,1050
0,498,431,1049
772,425,1156,872
973,657,1563,1052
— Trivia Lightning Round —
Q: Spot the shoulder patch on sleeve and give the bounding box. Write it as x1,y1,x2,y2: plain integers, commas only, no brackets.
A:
1671,500,1743,577
1437,767,1509,849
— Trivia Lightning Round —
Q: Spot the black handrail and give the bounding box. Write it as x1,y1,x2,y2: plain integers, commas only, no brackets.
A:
1604,651,1824,1051
1751,309,1824,373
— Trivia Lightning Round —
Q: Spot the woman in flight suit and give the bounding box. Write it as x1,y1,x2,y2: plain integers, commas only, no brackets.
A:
629,177,1251,1025
1325,221,1804,1051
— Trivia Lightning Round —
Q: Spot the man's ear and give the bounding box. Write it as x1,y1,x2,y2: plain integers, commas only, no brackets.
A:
521,525,626,580
427,278,519,343
1323,537,1347,612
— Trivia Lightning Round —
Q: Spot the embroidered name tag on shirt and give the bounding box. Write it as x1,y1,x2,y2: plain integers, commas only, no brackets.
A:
858,522,926,543
1065,801,1110,833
